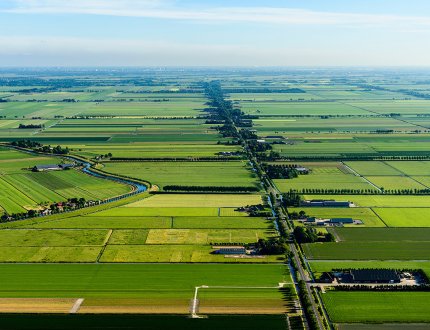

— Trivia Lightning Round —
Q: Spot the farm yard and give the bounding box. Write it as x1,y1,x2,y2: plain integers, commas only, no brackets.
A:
0,148,131,214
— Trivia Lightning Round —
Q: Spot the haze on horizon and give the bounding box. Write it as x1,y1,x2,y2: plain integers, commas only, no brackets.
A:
1,0,430,67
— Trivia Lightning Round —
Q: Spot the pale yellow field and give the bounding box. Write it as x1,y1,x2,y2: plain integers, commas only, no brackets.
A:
125,194,263,208
0,298,77,313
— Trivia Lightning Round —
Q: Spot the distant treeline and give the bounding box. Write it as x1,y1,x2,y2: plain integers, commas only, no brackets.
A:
163,185,259,192
291,188,430,195
281,155,430,161
223,88,305,93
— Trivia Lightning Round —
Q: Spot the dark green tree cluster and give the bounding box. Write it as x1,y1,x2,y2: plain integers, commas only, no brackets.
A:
11,140,69,155
18,124,44,129
282,191,302,207
256,238,287,255
263,164,308,179
293,226,335,243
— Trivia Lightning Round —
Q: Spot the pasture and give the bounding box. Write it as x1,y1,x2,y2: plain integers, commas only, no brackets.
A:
323,291,430,323
102,161,258,189
374,208,430,227
302,241,430,260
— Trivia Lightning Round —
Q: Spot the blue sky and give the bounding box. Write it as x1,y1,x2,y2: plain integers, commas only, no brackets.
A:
1,0,430,66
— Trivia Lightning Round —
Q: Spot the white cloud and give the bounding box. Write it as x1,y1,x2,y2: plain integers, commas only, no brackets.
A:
4,0,430,29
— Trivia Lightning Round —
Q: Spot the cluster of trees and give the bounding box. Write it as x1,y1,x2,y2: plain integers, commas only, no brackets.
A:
247,139,273,153
236,204,272,217
94,153,113,160
11,140,42,148
282,191,302,207
255,238,287,255
264,164,309,179
293,226,335,243
18,124,44,129
289,210,307,220
163,185,259,193
11,140,69,155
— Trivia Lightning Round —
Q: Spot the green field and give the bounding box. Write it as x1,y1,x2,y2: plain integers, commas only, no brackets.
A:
0,263,288,298
374,208,430,227
303,241,430,260
103,161,258,189
323,291,430,323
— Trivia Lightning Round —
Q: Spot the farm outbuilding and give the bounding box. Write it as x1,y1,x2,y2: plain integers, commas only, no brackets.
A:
32,164,62,172
300,200,353,208
329,218,354,225
214,247,246,255
337,269,401,284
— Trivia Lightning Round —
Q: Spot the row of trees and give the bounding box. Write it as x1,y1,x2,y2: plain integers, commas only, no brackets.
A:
292,188,430,195
110,156,242,162
163,185,259,193
11,140,69,155
18,124,44,129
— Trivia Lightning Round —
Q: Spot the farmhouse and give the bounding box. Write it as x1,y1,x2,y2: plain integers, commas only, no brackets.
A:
59,163,75,169
32,163,75,172
32,164,62,172
295,167,310,174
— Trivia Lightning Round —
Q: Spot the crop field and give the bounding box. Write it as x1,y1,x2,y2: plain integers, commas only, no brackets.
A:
240,101,370,116
127,194,263,208
302,241,430,260
330,228,430,242
274,162,373,192
103,161,258,189
69,143,241,159
303,228,430,260
323,291,430,323
253,117,417,136
374,208,430,227
100,245,282,263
